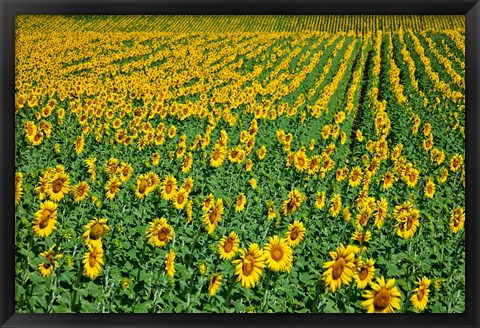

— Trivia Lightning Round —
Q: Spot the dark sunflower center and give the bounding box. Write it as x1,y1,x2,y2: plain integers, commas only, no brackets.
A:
139,180,148,193
242,256,254,276
39,210,51,228
271,246,283,261
298,157,305,167
453,159,460,167
223,239,233,253
290,227,299,241
332,257,346,280
417,287,426,301
34,134,41,141
177,193,185,204
406,217,414,230
409,173,416,182
359,267,369,280
89,253,97,268
373,289,391,311
90,223,104,240
157,227,169,241
52,180,63,193
212,149,220,160
165,183,173,194
209,208,218,224
454,219,460,227
27,126,34,135
43,262,51,269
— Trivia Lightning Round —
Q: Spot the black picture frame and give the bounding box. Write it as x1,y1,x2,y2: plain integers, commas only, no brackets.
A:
1,1,479,327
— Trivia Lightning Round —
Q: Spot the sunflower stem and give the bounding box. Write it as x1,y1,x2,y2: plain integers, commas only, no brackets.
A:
261,270,272,312
70,262,83,312
224,275,236,309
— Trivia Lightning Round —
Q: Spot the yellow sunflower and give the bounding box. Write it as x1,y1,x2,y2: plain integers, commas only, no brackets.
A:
282,189,304,216
410,276,430,311
405,168,419,188
165,249,176,278
439,168,448,183
395,209,420,239
135,174,150,199
267,202,277,219
83,218,109,246
210,143,227,168
33,200,58,238
203,198,224,234
329,194,342,217
424,178,435,198
249,178,257,189
160,175,177,201
85,158,97,182
315,191,326,210
264,235,293,273
147,217,174,247
208,273,222,296
105,176,121,200
294,148,309,172
38,244,62,277
349,166,363,187
284,220,306,247
218,231,240,260
374,197,388,229
258,145,267,160
173,188,189,210
181,152,193,173
361,277,401,313
449,153,463,172
15,172,23,206
355,258,375,289
47,171,70,202
181,177,194,194
449,207,465,234
72,181,90,203
232,243,265,289
83,243,104,279
117,162,134,182
75,136,85,155
235,193,246,212
202,193,214,211
322,244,357,293
382,171,395,190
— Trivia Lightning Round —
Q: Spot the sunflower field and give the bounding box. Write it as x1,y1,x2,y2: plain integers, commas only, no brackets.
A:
14,15,465,313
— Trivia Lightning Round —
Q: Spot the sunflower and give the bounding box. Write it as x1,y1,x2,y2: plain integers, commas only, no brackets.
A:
218,231,240,260
232,243,265,289
343,207,351,221
405,168,419,188
203,199,224,234
257,145,267,160
249,178,257,189
410,276,430,311
15,172,23,206
208,273,223,296
424,178,435,198
186,201,193,223
173,188,189,210
282,189,304,216
449,153,463,172
264,235,293,273
83,243,104,279
329,194,342,217
33,200,58,238
449,207,465,234
396,208,420,239
160,175,177,201
147,217,174,247
105,157,119,175
85,158,97,182
105,176,121,200
82,218,109,246
356,129,364,142
349,166,363,187
164,249,176,278
374,197,388,229
355,258,375,289
181,177,194,194
38,244,62,277
322,244,357,293
210,143,227,168
47,171,70,202
202,193,214,211
246,159,253,172
362,277,401,313
351,230,371,246
146,171,160,191
75,136,85,155
181,152,193,173
135,174,150,199
382,171,395,190
284,220,306,247
315,191,326,210
24,121,37,139
116,162,133,183
235,193,246,212
294,148,309,172
422,135,433,152
30,130,44,146
439,168,448,183
72,181,90,203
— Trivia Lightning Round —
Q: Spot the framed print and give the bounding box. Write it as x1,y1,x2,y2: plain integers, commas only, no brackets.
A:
1,0,479,327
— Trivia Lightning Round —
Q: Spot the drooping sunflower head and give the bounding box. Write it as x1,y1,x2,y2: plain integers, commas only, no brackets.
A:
203,198,224,234
264,235,293,273
33,200,58,238
208,273,223,296
165,249,176,278
83,218,110,246
284,220,306,247
232,243,265,289
218,231,240,260
82,243,104,279
15,172,23,206
361,276,402,313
